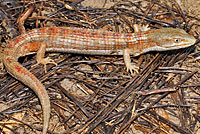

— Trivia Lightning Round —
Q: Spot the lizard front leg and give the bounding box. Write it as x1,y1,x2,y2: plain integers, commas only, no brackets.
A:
123,48,139,74
123,24,149,74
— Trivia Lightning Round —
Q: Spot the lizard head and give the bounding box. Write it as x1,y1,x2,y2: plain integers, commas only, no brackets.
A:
142,28,196,53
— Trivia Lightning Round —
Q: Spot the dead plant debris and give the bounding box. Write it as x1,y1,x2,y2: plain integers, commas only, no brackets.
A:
0,0,200,134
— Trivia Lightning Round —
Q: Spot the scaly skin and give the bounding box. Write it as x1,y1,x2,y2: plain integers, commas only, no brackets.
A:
0,27,196,133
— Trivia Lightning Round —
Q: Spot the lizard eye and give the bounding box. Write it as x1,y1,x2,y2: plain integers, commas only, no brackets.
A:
174,39,180,43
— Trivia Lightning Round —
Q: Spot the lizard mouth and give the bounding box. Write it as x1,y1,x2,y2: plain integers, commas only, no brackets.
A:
142,38,196,54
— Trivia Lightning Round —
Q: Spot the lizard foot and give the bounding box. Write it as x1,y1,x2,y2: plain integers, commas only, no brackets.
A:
33,57,58,73
126,64,139,74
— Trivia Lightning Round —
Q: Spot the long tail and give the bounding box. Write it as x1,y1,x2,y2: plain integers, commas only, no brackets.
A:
3,57,50,134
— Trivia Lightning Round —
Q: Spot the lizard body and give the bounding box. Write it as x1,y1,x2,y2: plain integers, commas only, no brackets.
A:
0,27,196,134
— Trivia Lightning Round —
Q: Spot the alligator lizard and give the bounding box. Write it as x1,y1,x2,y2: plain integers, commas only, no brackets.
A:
0,27,196,133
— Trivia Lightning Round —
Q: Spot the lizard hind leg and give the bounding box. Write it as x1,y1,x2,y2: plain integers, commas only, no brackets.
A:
31,42,57,73
2,57,50,134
